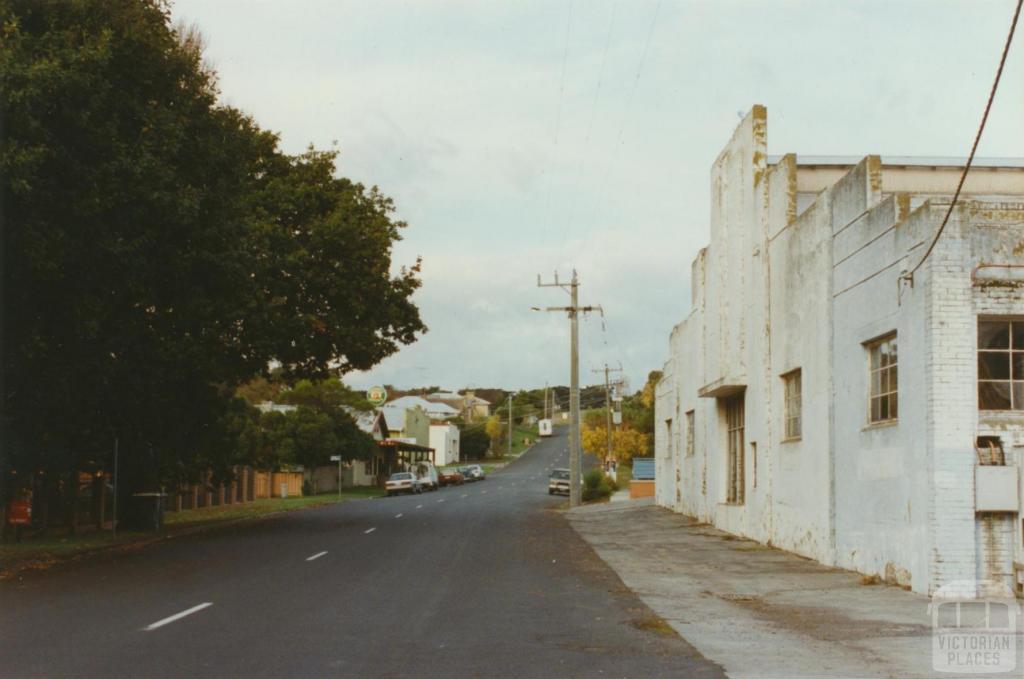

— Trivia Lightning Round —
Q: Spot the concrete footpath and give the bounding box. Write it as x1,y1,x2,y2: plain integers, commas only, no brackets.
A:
568,499,1000,679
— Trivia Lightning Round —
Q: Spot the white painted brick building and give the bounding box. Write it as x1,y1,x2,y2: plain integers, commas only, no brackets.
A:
655,105,1024,595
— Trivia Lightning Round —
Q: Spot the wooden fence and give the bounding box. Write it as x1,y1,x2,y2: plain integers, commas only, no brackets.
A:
164,468,303,512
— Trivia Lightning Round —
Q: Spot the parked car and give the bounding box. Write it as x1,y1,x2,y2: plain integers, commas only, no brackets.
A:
410,461,439,491
548,468,571,495
462,464,486,481
386,472,421,496
438,468,464,487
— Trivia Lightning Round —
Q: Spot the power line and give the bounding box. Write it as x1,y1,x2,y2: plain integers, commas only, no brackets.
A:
537,0,575,237
535,270,602,507
577,0,663,264
599,313,641,381
558,2,620,259
901,0,1023,285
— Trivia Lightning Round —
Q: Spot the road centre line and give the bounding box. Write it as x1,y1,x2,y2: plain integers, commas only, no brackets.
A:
437,499,444,503
416,504,423,509
142,603,212,631
306,551,327,562
364,527,377,534
461,494,468,498
395,513,403,518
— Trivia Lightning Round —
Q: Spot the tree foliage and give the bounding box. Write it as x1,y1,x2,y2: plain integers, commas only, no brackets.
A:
459,425,489,461
0,1,423,512
581,423,650,463
260,405,374,472
278,378,373,413
484,415,505,453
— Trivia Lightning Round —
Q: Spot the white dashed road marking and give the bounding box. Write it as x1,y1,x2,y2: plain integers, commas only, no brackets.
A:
437,499,445,503
364,527,376,534
142,603,213,631
395,513,403,518
306,551,327,562
416,504,423,509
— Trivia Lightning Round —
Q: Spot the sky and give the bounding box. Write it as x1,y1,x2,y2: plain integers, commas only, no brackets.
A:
171,0,1024,394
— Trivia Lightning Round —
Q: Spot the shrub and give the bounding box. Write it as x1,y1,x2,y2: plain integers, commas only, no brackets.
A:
582,469,613,502
582,482,613,502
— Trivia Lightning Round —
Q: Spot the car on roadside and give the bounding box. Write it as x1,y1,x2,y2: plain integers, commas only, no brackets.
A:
410,461,439,491
548,468,571,495
385,472,421,496
462,464,486,481
438,468,464,487
457,466,477,482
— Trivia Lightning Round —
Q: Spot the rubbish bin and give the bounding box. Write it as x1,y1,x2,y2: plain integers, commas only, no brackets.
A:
127,492,166,532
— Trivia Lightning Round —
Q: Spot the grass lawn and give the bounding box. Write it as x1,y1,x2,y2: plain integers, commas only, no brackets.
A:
488,424,540,461
163,488,383,527
456,424,540,475
0,487,384,578
508,423,539,457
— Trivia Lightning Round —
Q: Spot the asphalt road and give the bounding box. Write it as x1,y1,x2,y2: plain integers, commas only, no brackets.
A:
0,427,723,678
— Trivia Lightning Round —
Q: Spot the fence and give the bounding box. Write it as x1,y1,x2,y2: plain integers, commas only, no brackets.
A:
163,469,302,510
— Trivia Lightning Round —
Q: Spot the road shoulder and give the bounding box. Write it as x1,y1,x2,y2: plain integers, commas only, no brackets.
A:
568,500,943,679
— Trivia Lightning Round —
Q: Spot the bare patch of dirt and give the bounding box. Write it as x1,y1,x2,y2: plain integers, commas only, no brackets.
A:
630,614,678,637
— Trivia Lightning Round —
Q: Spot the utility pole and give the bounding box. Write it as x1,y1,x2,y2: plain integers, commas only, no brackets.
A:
507,393,513,458
592,363,622,471
535,270,601,507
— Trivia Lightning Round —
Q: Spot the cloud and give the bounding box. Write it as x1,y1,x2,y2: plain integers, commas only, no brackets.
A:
173,0,1024,392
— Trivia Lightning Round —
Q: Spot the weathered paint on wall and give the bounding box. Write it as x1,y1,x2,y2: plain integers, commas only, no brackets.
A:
655,105,1024,595
429,423,461,466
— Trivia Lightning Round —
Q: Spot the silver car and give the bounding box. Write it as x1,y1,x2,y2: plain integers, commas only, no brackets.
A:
548,468,570,495
385,472,421,496
461,464,485,481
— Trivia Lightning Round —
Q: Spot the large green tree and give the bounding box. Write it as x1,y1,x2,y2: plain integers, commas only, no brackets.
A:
0,0,424,521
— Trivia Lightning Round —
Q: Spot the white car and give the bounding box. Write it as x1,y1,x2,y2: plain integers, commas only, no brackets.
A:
462,464,485,481
548,468,571,495
410,461,439,491
386,472,421,496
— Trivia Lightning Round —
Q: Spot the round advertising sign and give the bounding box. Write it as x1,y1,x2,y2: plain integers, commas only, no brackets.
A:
366,386,388,406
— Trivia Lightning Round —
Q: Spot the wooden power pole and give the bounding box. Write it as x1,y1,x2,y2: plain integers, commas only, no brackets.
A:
592,364,622,468
535,270,601,507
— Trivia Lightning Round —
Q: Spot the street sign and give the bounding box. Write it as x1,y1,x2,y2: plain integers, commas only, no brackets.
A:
330,455,341,462
366,386,388,406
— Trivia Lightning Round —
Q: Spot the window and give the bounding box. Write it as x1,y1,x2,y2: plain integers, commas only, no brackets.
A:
685,410,695,456
782,370,801,440
751,441,757,488
725,396,745,504
867,334,898,423
978,320,1024,410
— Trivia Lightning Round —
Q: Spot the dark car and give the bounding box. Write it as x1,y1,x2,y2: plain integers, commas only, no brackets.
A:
438,468,464,487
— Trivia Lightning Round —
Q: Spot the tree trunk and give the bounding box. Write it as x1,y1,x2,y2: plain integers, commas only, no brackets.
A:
96,475,106,531
67,468,79,536
38,475,49,535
